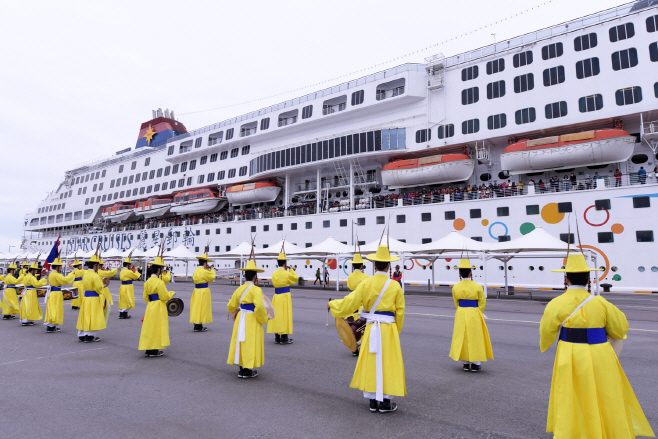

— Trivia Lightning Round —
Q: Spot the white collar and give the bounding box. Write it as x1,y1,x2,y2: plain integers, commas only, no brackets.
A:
566,285,587,291
375,271,389,275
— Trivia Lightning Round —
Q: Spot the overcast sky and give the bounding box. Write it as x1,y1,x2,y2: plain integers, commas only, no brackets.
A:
0,0,625,252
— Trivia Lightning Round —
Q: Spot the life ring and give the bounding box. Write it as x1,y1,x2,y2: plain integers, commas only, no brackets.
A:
404,260,415,270
414,258,432,268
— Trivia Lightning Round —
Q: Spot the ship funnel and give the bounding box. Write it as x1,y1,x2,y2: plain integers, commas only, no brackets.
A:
170,110,175,120
157,108,163,117
152,110,156,119
165,109,170,118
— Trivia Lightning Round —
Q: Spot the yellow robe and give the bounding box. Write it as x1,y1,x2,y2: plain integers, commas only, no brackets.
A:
70,267,85,308
540,288,654,438
138,275,175,351
266,267,298,334
20,273,47,321
160,271,171,284
227,282,268,369
44,270,75,326
189,267,215,324
119,268,141,310
347,270,369,291
75,270,106,332
329,273,406,397
449,279,494,362
2,273,24,315
98,268,116,322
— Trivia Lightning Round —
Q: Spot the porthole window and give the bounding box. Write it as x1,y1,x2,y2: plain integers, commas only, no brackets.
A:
529,266,535,271
498,266,504,271
611,266,618,272
651,266,658,272
539,266,544,271
480,266,484,270
631,154,648,164
446,265,451,270
638,266,645,273
508,266,514,271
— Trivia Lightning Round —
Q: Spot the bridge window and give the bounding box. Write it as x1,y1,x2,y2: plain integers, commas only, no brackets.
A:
543,66,565,86
513,73,534,93
541,42,563,60
515,108,536,125
545,101,567,119
574,33,597,51
578,94,603,112
616,86,642,106
376,78,405,101
612,48,638,70
487,80,505,99
609,22,634,42
576,57,600,78
486,58,504,75
461,65,478,81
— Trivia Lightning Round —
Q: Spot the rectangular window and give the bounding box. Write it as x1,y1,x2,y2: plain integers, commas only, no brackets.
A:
471,237,483,242
291,223,297,230
560,233,575,244
545,101,568,119
239,166,247,176
576,57,600,79
647,14,658,32
415,129,431,143
636,230,654,242
487,114,506,130
421,212,431,222
437,124,455,139
351,90,364,105
167,145,174,156
323,220,330,228
486,58,504,75
186,177,192,185
301,105,313,119
486,80,505,99
162,182,168,190
513,50,533,67
149,170,155,179
118,165,124,173
305,222,312,230
541,42,563,60
218,171,225,180
200,156,207,165
543,66,565,86
422,238,432,244
226,128,234,140
461,119,480,135
498,235,511,242
194,138,202,148
461,65,479,81
470,209,481,218
633,196,650,208
615,86,642,106
178,178,184,187
210,153,218,163
154,183,160,191
197,175,205,184
578,94,603,113
609,22,634,42
526,204,539,215
461,87,479,105
445,211,456,220
515,107,536,125
357,218,365,226
650,42,658,62
557,202,572,213
376,216,385,225
598,232,614,243
144,157,150,166
260,118,270,130
513,73,534,93
612,48,638,70
339,219,347,227
497,207,510,217
228,169,236,178
574,32,597,51
396,215,406,223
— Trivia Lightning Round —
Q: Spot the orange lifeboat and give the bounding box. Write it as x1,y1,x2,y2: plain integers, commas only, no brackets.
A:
226,182,281,205
134,197,173,219
500,129,635,174
381,154,474,188
101,203,135,223
170,189,227,215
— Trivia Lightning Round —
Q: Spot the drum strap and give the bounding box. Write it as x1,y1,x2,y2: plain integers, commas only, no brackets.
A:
556,291,595,347
234,283,254,365
362,278,395,403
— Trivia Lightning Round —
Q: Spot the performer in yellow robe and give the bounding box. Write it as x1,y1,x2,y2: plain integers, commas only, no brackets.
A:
19,260,29,277
329,244,406,413
20,261,47,326
138,256,175,357
44,257,75,332
227,259,268,378
2,262,23,319
75,254,105,342
540,254,654,438
266,251,298,344
347,254,369,291
70,259,84,309
118,256,141,320
189,252,215,332
98,262,116,323
449,258,493,372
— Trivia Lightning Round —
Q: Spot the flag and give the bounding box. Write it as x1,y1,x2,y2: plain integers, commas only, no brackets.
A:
44,237,60,271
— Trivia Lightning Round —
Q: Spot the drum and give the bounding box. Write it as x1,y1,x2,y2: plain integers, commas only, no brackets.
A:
335,316,367,352
62,288,79,300
262,293,276,320
167,297,184,317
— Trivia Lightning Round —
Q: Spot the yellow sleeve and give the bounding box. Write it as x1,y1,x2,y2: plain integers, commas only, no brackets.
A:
204,269,216,283
93,274,103,294
288,268,299,285
601,297,629,340
253,287,268,324
62,271,76,284
36,276,48,287
329,282,365,318
477,284,486,312
539,299,562,352
99,268,117,278
16,273,25,283
129,270,141,280
395,288,405,333
451,286,459,308
227,287,242,313
143,280,150,303
156,280,174,301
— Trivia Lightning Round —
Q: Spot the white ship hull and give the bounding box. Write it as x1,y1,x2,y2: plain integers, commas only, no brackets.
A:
170,199,227,215
227,186,281,205
382,160,475,188
500,136,636,175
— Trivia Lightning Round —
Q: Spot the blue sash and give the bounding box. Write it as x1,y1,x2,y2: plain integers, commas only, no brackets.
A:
74,277,83,282
50,287,62,292
363,310,395,317
195,283,209,289
85,291,99,297
121,281,133,285
459,299,478,307
148,294,159,302
559,327,607,344
275,286,290,294
240,303,255,312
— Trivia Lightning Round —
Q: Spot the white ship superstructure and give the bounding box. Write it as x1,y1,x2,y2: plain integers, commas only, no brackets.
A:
15,1,658,292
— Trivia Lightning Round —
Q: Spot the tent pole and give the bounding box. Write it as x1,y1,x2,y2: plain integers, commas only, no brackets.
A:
431,258,435,293
401,254,405,294
336,257,340,292
593,251,600,296
482,252,488,298
504,258,508,294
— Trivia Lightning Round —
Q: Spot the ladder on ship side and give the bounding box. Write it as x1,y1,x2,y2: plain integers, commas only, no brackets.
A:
332,160,349,188
349,157,368,192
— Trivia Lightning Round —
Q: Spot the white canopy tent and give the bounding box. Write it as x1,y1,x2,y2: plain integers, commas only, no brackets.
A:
101,247,126,259
164,245,199,280
254,240,304,257
300,237,354,291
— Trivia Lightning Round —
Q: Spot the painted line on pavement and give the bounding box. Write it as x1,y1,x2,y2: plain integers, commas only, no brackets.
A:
0,346,111,366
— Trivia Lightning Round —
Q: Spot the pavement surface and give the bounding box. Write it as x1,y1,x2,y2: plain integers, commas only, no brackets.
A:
1,280,656,439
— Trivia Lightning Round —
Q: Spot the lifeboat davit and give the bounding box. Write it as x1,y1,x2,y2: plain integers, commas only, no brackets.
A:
134,197,173,219
102,203,136,223
170,189,227,215
226,182,281,205
381,154,474,188
500,129,635,175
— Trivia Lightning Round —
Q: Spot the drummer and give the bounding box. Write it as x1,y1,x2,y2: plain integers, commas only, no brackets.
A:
20,259,47,326
189,249,216,332
119,254,141,320
70,258,85,310
2,261,23,320
267,247,297,345
139,256,176,357
540,253,654,437
98,260,117,323
328,243,406,413
346,253,369,356
448,258,493,372
44,255,76,333
227,258,268,378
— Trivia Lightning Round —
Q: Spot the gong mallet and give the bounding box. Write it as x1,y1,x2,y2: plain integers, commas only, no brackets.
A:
326,298,331,326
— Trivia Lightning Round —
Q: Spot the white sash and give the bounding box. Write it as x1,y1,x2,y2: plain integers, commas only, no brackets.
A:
43,286,53,305
359,278,395,402
233,283,254,365
556,290,595,346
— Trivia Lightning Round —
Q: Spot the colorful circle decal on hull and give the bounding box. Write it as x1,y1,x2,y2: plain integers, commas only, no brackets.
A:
453,218,465,231
611,223,624,234
488,222,508,240
520,222,536,235
577,245,610,281
584,205,610,227
541,203,565,224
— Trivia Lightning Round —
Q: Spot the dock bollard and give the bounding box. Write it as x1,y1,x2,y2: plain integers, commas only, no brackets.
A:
427,279,430,292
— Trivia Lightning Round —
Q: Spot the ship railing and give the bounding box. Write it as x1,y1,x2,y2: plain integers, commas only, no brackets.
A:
376,86,405,101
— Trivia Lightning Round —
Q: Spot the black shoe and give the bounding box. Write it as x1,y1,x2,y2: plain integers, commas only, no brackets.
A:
274,334,281,344
379,399,397,413
85,336,101,343
78,336,86,342
21,322,28,326
2,315,8,320
72,306,79,310
193,324,208,332
46,327,61,333
463,363,471,372
241,369,258,379
352,349,360,357
369,399,379,413
7,315,17,320
26,321,35,326
145,350,164,357
280,335,293,344
238,367,244,378
470,364,482,373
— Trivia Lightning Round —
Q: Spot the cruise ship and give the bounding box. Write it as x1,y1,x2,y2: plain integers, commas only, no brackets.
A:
16,1,658,292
